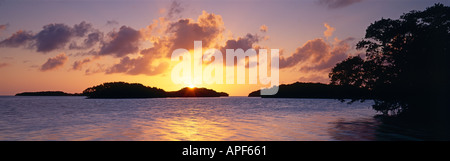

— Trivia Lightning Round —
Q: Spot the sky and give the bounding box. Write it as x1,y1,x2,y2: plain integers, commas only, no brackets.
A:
0,0,448,96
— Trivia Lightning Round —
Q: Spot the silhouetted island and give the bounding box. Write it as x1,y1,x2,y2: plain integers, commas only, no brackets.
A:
248,82,370,100
166,87,229,97
82,82,166,98
15,91,82,96
82,82,228,98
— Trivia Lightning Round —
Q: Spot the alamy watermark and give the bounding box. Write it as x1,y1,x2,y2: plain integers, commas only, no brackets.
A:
171,41,279,95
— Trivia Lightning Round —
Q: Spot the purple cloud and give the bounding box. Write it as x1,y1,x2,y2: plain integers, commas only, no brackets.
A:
98,26,141,57
318,0,362,9
166,0,184,19
72,58,91,70
34,23,73,52
0,30,34,47
40,53,68,71
1,21,101,52
69,31,102,50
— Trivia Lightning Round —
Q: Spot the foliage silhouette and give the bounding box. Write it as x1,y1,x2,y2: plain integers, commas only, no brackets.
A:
329,4,450,119
248,82,371,100
15,91,82,96
82,82,228,98
166,87,229,97
82,82,166,98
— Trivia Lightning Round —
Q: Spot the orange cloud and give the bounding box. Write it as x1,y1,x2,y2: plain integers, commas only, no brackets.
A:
323,23,335,38
103,10,226,76
1,2,269,78
167,11,225,52
278,34,355,84
280,37,353,70
0,24,8,35
260,25,268,32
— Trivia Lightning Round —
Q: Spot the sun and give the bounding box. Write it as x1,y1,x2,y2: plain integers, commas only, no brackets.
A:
187,84,196,89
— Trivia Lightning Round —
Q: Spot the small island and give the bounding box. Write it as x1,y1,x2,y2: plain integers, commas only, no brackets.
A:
15,91,82,96
78,82,229,98
248,82,370,99
166,87,229,97
82,82,229,98
81,82,166,98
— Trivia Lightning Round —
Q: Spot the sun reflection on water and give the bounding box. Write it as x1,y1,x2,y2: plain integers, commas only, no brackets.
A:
152,116,235,141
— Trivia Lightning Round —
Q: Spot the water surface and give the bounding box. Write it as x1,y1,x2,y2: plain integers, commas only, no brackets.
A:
0,96,412,140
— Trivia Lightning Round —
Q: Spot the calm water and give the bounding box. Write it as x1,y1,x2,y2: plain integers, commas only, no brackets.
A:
0,96,432,141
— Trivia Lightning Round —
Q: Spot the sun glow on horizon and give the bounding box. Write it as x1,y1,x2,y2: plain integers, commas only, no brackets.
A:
188,84,196,89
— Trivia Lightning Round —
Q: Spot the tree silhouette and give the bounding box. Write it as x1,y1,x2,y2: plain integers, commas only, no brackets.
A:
248,82,370,101
166,87,229,97
82,82,166,98
329,4,450,118
82,82,228,98
15,91,82,96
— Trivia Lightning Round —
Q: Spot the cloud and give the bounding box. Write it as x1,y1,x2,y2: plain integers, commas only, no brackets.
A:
214,33,264,69
106,20,119,26
35,21,95,52
323,23,335,38
103,10,225,76
123,9,262,75
0,30,34,47
279,37,355,83
0,24,7,30
104,39,170,76
106,55,169,76
98,26,141,57
34,23,73,52
280,38,330,69
318,0,362,9
0,24,8,34
72,58,91,70
303,37,354,71
166,11,224,53
84,63,107,75
297,73,331,83
220,33,261,54
1,6,265,77
166,0,184,19
260,25,268,33
0,21,101,52
40,53,68,71
73,21,93,37
280,23,353,72
69,31,103,50
279,37,354,71
0,62,8,68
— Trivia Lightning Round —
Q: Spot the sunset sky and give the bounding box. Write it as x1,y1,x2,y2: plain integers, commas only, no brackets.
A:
0,0,448,96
